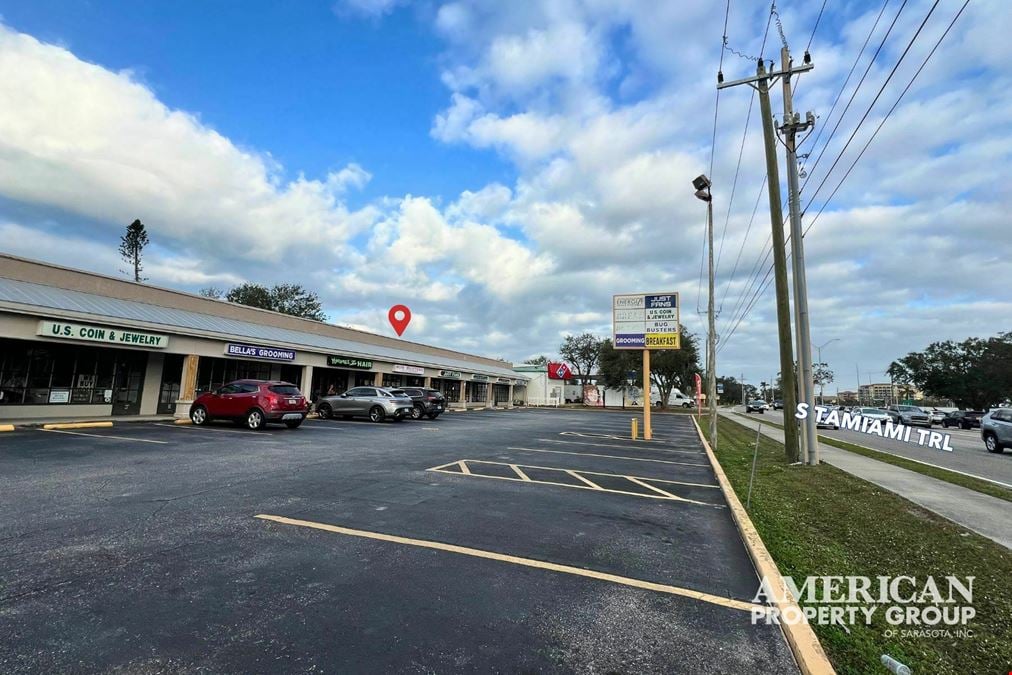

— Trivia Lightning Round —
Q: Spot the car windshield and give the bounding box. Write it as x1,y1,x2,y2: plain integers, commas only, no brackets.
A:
861,408,884,414
898,406,919,412
269,385,300,396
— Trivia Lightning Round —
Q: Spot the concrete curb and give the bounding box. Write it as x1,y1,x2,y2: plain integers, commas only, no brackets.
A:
0,424,14,432
42,421,114,430
174,419,192,425
691,417,835,675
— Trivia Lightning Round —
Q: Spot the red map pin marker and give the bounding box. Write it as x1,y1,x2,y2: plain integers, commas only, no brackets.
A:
388,304,412,336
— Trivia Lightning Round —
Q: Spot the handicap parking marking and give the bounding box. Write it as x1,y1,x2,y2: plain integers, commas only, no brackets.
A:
508,446,719,476
255,514,763,613
427,459,725,506
37,428,169,444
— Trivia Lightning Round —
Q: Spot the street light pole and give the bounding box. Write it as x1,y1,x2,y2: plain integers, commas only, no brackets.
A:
693,174,717,450
813,338,839,405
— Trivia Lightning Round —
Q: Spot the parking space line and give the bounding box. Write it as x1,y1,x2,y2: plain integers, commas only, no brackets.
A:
255,514,763,613
153,423,257,435
538,441,704,461
509,464,532,481
540,438,705,457
37,428,168,444
428,459,723,506
507,448,718,482
626,476,679,499
565,469,601,489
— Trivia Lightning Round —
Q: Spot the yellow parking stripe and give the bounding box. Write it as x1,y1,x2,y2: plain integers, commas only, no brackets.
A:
255,514,764,614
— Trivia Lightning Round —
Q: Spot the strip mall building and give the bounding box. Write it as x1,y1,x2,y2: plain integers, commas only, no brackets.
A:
0,255,527,421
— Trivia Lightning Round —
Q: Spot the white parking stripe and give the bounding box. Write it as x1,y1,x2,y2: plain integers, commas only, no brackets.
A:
38,428,168,444
152,423,272,436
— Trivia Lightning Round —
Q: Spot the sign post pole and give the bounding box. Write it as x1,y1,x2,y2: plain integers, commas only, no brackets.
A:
643,348,652,440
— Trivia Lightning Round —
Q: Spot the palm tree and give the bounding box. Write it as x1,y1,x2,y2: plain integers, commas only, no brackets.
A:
759,381,768,402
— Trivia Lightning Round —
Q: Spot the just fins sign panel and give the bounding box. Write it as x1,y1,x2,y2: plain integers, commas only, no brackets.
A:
612,292,680,350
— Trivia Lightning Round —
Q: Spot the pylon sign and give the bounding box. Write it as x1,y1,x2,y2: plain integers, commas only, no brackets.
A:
612,293,680,350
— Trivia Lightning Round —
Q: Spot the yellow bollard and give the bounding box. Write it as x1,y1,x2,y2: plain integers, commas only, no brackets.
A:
631,418,638,440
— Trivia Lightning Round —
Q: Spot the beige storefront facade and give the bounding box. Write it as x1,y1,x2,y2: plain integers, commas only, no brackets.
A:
0,255,527,421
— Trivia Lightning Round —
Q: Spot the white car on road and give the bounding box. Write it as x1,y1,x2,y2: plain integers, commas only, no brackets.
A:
852,407,891,423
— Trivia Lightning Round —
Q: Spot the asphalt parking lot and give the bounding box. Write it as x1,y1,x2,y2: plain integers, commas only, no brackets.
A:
1,409,798,673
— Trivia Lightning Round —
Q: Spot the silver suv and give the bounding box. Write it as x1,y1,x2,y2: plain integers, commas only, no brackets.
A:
316,386,414,423
981,408,1012,454
886,404,931,427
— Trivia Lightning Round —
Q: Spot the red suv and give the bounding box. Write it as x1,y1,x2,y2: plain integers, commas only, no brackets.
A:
190,380,308,430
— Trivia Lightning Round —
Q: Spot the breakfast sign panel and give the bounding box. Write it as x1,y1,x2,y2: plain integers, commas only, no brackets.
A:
613,292,680,350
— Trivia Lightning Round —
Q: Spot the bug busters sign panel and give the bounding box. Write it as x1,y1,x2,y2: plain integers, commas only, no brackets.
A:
613,293,680,350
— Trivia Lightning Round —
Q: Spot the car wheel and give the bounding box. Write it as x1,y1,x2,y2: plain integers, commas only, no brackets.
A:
427,412,440,420
411,405,424,420
246,408,265,431
682,402,692,408
190,405,208,426
285,419,303,429
317,403,332,419
369,406,385,423
984,434,1003,454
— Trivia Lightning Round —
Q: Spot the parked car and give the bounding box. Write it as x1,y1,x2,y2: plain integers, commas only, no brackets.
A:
772,399,784,410
190,380,308,430
886,404,932,428
316,386,414,422
746,399,766,414
941,410,984,430
852,407,891,423
816,405,840,429
399,387,446,420
981,408,1012,454
922,408,945,425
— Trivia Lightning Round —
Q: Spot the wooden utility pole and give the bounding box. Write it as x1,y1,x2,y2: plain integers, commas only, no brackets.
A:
719,58,812,462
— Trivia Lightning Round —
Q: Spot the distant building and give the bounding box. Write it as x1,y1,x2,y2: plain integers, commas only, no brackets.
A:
858,382,923,403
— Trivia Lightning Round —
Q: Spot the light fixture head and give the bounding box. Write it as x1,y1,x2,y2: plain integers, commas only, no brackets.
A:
692,174,711,191
694,188,711,202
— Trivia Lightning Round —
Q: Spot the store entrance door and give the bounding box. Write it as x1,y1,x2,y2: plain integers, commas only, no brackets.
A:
112,352,148,415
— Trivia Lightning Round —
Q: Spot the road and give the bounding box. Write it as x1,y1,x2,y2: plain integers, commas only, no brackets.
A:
0,409,798,673
730,405,1012,488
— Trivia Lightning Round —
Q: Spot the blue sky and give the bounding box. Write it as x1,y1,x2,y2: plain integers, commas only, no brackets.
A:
0,0,1007,392
0,0,513,203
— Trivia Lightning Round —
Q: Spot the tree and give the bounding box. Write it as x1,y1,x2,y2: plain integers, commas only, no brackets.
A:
813,362,834,404
199,287,224,299
119,219,149,282
524,355,550,366
716,376,744,405
647,326,701,409
597,339,640,395
224,283,327,321
759,381,768,402
888,333,1012,409
559,333,603,385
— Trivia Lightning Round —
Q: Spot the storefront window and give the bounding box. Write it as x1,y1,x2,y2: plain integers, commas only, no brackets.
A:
195,357,272,392
405,376,425,387
436,379,460,403
382,374,403,388
468,382,488,402
354,373,376,387
0,338,118,406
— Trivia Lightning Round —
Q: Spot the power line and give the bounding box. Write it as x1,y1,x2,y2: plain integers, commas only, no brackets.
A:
806,0,828,52
802,0,940,211
800,0,909,194
721,0,902,340
803,0,971,235
719,0,968,354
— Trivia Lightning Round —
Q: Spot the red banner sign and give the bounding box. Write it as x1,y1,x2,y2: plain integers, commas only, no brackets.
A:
548,362,572,380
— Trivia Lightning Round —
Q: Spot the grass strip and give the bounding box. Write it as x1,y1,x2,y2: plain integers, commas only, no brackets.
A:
714,416,1012,674
728,411,1012,503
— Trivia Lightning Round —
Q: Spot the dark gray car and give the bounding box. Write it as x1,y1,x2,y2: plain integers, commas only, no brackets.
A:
316,386,414,422
981,408,1012,454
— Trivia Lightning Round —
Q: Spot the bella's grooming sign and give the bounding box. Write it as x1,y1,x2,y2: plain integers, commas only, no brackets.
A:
612,293,680,350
